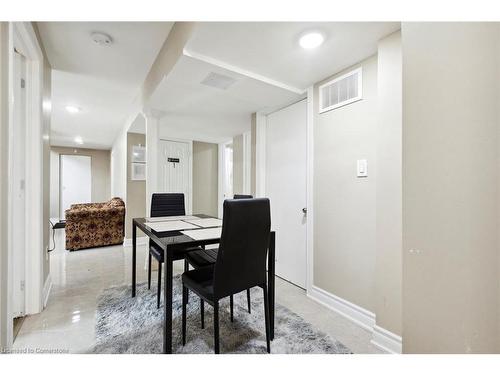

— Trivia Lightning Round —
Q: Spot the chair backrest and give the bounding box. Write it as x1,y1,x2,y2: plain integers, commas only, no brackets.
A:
233,194,253,199
150,193,185,217
213,198,271,298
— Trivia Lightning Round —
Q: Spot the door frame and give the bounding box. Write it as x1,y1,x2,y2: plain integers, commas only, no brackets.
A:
255,87,314,293
11,49,27,319
2,22,45,349
242,131,252,195
158,137,193,214
217,139,233,218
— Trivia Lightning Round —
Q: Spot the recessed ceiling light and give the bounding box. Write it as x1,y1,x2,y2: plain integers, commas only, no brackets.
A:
65,105,80,114
299,32,325,49
74,136,83,145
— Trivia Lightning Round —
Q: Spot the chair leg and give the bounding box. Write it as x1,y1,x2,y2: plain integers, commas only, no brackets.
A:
184,259,189,304
157,261,162,309
214,301,220,354
230,295,234,322
182,285,187,346
263,285,271,353
147,253,152,289
247,289,251,314
200,299,205,329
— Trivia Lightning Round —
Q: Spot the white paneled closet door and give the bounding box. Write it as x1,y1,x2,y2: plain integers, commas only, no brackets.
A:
159,140,192,213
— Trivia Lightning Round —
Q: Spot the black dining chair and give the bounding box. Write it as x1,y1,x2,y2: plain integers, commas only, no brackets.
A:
184,194,254,323
148,193,201,308
181,198,271,354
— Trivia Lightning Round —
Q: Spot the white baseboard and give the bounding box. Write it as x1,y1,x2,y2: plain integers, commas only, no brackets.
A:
371,324,402,354
307,285,376,332
307,285,402,353
123,237,148,247
42,274,52,308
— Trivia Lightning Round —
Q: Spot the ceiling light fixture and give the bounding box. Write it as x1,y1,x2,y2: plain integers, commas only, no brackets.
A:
66,105,81,114
299,31,325,49
91,32,113,46
74,136,84,145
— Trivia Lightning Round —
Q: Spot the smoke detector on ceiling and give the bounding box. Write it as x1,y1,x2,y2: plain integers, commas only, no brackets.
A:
91,32,113,46
201,72,237,90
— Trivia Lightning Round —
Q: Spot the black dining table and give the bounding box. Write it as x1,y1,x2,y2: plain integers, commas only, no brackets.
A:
131,214,276,354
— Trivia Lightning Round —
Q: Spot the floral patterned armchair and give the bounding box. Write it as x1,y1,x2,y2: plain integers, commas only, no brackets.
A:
65,197,126,251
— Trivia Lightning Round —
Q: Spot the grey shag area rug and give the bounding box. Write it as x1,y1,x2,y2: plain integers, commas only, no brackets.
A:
89,276,351,354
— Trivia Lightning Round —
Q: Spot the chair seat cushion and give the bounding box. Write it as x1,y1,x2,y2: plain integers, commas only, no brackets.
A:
185,248,218,268
182,266,215,301
149,240,201,262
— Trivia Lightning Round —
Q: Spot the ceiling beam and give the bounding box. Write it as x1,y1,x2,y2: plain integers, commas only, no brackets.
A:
183,48,304,95
140,22,196,105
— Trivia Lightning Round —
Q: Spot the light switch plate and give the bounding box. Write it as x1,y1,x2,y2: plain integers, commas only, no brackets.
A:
357,159,368,177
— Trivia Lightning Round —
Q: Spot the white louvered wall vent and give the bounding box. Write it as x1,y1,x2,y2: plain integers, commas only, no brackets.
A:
319,67,362,113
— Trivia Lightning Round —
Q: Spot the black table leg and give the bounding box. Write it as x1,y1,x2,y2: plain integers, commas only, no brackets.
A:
132,221,137,297
163,245,173,354
268,231,275,340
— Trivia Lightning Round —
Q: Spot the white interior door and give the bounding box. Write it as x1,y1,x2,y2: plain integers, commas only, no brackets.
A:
12,51,27,317
159,140,192,213
60,155,92,218
265,99,307,288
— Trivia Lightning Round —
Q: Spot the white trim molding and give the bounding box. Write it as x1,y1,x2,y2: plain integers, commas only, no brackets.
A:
42,274,52,309
305,86,314,292
307,285,376,332
371,324,402,354
7,22,44,323
123,236,148,247
307,284,402,353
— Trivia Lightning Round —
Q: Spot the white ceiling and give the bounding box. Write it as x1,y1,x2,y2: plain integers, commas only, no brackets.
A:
187,22,401,91
38,22,173,149
149,55,301,142
39,22,400,148
148,22,400,143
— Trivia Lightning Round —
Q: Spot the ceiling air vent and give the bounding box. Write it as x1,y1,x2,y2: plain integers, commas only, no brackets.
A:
319,67,362,113
200,72,237,90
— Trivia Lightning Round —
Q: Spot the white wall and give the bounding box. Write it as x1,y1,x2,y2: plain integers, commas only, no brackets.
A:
233,134,244,195
193,141,219,217
111,128,127,201
125,132,146,239
375,30,402,337
402,22,500,353
313,55,378,312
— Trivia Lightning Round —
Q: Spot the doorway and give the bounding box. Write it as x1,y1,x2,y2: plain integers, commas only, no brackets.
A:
218,141,234,218
265,99,308,289
159,139,192,213
60,155,92,218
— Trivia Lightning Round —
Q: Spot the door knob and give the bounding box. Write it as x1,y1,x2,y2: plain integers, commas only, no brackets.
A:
302,207,307,214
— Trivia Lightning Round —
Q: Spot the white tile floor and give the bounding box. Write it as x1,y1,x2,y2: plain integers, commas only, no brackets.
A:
13,231,382,354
